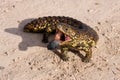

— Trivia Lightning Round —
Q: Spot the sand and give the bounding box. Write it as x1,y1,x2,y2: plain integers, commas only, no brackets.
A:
0,0,120,80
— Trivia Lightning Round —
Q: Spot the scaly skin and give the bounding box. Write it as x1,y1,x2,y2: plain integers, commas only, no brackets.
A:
23,16,83,43
56,23,99,62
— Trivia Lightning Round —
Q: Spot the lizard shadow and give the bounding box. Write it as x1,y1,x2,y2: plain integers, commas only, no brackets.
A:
5,18,48,51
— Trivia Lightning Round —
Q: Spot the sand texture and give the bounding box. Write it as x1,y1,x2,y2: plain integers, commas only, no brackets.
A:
0,0,120,80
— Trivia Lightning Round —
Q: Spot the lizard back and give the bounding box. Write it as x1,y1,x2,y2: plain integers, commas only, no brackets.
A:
23,16,83,33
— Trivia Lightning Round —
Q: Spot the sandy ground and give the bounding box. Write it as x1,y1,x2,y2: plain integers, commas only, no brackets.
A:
0,0,120,80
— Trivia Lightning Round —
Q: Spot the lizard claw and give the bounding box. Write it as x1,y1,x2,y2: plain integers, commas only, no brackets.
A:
61,55,69,61
82,57,91,63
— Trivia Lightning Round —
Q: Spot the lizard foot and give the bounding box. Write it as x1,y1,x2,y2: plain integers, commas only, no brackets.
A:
82,57,91,63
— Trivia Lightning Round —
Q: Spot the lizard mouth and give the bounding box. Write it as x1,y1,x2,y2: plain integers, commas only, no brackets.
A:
55,29,71,42
60,33,71,41
60,33,65,41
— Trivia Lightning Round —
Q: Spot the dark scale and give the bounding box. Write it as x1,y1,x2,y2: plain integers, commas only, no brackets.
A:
24,16,83,43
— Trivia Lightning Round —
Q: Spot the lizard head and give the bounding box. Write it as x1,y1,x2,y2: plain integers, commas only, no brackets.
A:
57,23,77,40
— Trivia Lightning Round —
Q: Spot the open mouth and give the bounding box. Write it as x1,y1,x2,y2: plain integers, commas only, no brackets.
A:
60,33,65,41
60,33,71,41
55,29,71,42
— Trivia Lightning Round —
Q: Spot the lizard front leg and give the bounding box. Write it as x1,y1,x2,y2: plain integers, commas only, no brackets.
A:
82,48,92,63
42,32,49,43
60,47,69,61
42,25,53,43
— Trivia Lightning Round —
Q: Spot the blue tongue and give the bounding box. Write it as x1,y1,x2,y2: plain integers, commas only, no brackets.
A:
47,40,60,50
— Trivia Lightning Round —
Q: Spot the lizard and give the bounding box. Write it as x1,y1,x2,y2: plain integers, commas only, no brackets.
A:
23,16,83,43
54,23,99,63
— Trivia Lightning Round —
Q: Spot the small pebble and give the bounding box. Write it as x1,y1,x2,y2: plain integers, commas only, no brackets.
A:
28,62,31,65
95,3,99,5
3,10,7,12
12,5,15,8
97,22,101,25
4,52,8,55
12,59,15,62
60,74,64,77
37,68,40,70
30,67,33,70
102,33,105,36
17,21,21,23
105,20,108,23
87,10,90,12
97,67,102,71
